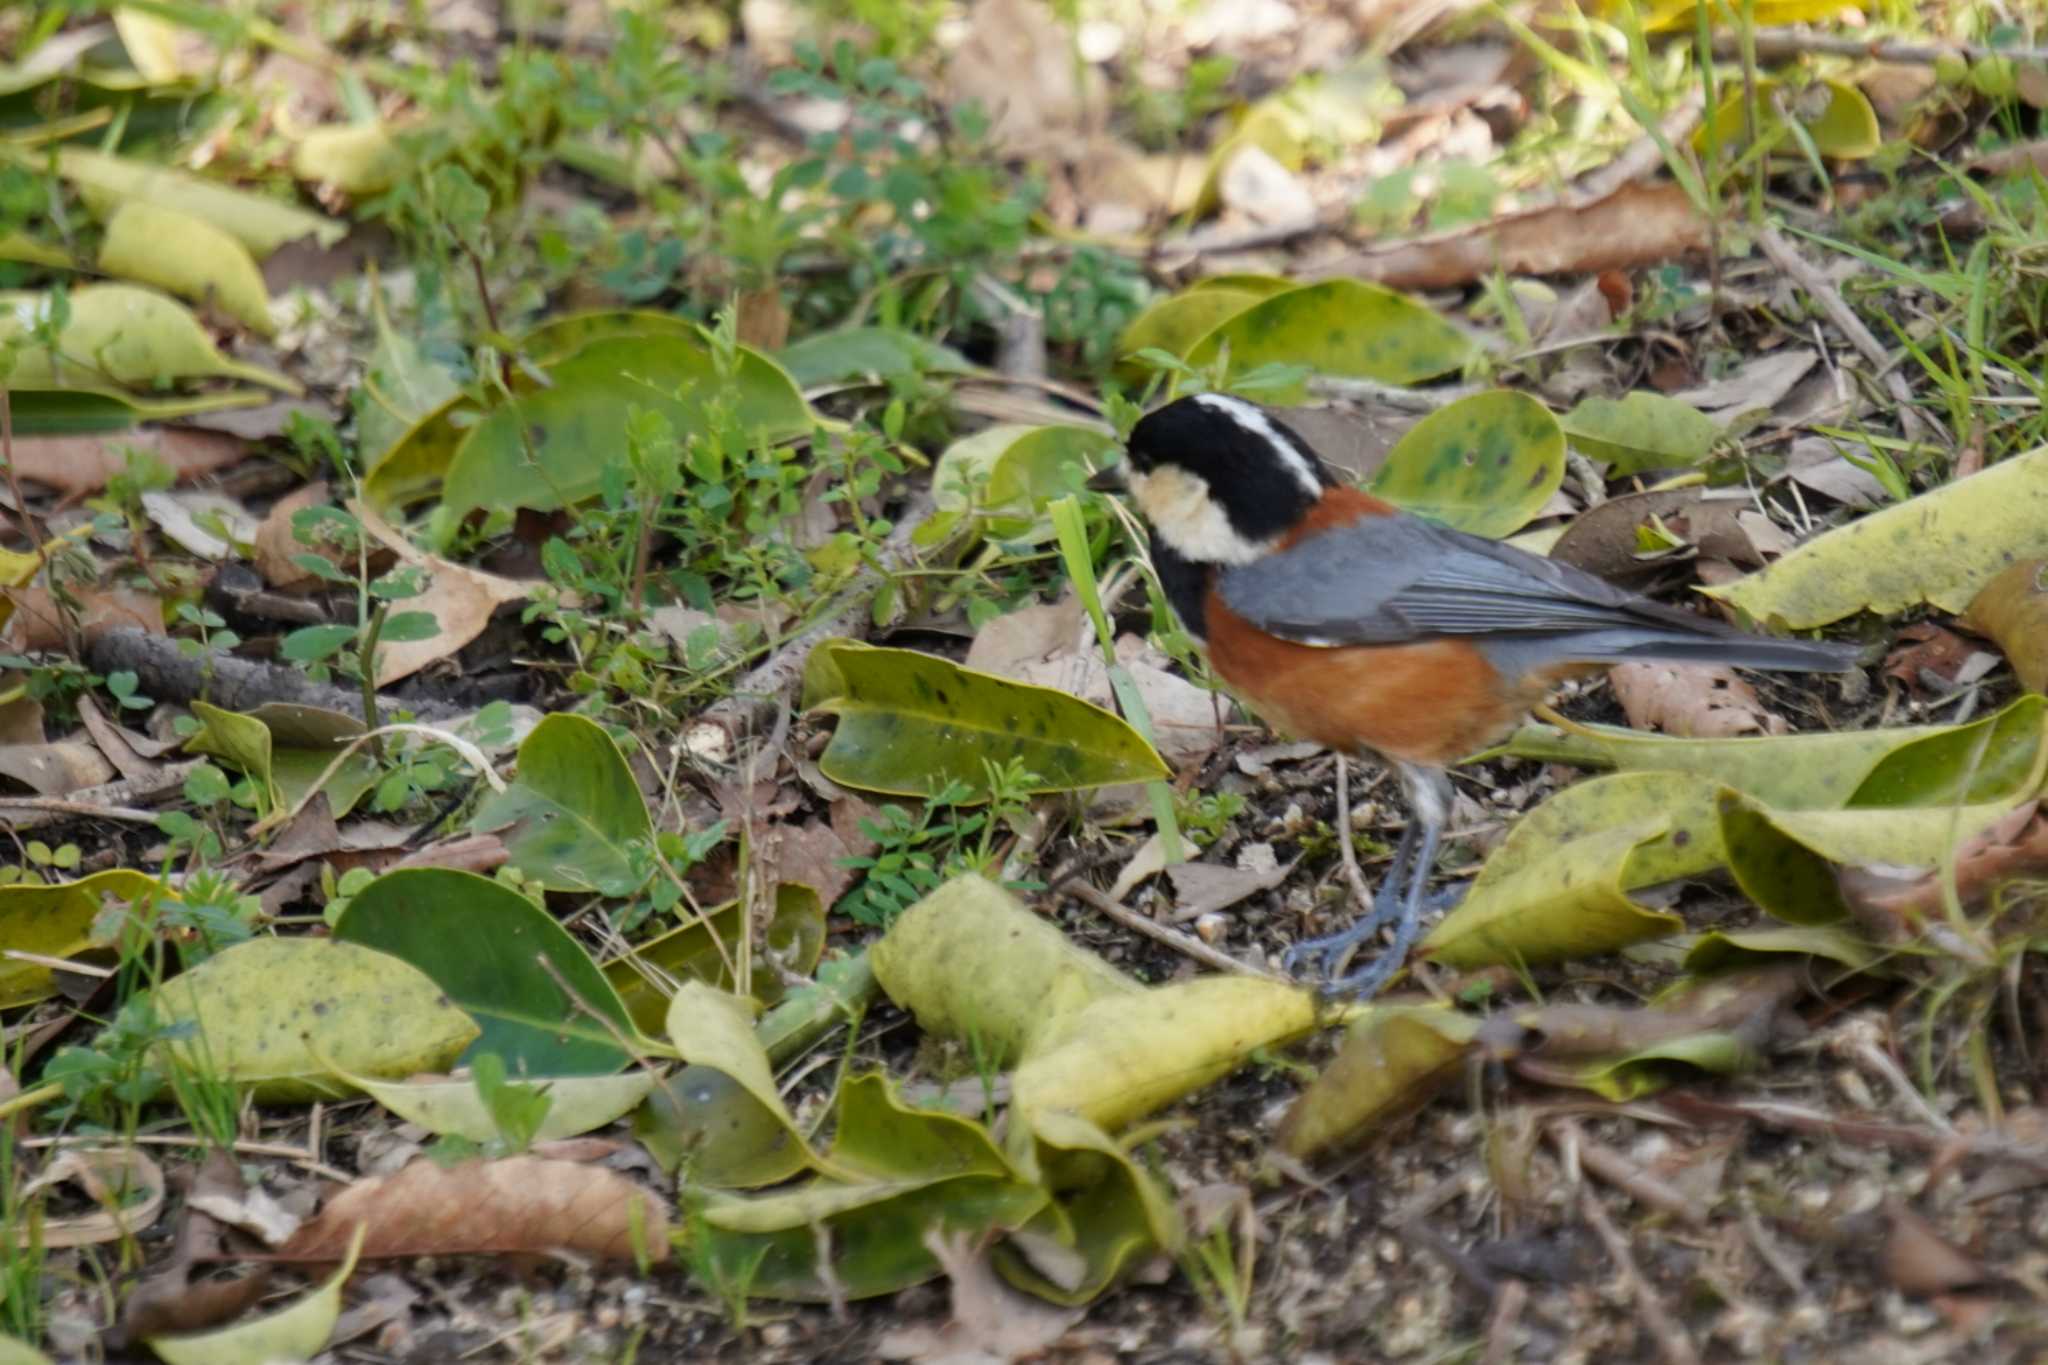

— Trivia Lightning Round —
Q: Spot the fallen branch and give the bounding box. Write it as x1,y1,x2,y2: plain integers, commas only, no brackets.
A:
83,628,468,722
1714,28,2048,66
692,490,937,741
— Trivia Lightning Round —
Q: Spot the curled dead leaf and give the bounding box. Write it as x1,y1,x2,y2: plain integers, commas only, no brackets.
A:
1608,662,1790,738
278,1155,670,1263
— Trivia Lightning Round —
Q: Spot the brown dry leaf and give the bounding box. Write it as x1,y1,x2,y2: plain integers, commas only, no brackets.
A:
183,1146,302,1247
1963,557,2048,694
254,482,334,589
1607,662,1789,738
947,0,1101,158
0,691,43,746
4,427,247,501
1550,488,1766,582
736,285,790,351
1882,1199,1989,1296
1316,182,1708,291
758,820,855,907
1166,854,1296,921
2,584,165,651
0,738,118,796
114,1152,274,1346
351,501,536,685
876,1230,1085,1363
76,694,161,784
1839,804,2048,938
1882,622,1982,696
1667,350,1820,421
1966,140,2048,179
279,1155,669,1263
19,1146,166,1249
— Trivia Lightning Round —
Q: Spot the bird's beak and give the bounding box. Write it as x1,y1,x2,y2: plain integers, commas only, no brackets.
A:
1086,461,1127,493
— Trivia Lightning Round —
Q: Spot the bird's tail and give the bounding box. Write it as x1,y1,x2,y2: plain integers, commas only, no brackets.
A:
1569,630,1862,672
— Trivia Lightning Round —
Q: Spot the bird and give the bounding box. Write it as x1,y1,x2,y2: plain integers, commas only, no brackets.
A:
1090,391,1861,998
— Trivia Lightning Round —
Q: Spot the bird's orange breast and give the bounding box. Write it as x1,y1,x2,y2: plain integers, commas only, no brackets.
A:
1201,485,1567,765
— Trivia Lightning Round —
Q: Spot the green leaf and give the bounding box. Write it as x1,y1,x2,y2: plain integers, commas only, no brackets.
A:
931,424,1117,543
469,713,654,892
811,643,1168,798
1421,819,1685,971
777,326,973,387
1185,279,1481,391
333,868,638,1075
281,624,357,663
183,701,378,821
356,290,462,464
1704,444,2048,628
434,331,810,526
1369,390,1565,537
148,937,479,1102
342,1066,658,1144
998,1107,1184,1304
1276,1006,1481,1160
150,1226,364,1365
47,145,346,256
0,285,299,393
1696,78,1881,161
604,884,827,1034
97,201,275,336
1561,392,1720,473
0,869,162,1008
1112,286,1267,377
2,385,275,434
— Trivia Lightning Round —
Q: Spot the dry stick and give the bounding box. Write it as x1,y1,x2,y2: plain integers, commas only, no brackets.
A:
694,490,936,739
1713,28,2048,65
1754,225,1939,444
1576,1183,1702,1365
1556,1126,1708,1226
1063,881,1289,981
1481,1278,1528,1365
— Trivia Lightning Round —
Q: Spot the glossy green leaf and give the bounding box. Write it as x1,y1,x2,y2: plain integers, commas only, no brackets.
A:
1369,389,1565,537
518,309,701,365
1704,444,2048,628
1186,279,1481,389
658,981,823,1182
1850,694,2048,809
1276,1006,1482,1160
436,332,810,527
333,868,637,1075
148,937,478,1102
469,713,653,893
1561,392,1720,473
778,326,973,387
1113,287,1266,376
811,643,1167,797
3,385,275,434
0,869,161,1008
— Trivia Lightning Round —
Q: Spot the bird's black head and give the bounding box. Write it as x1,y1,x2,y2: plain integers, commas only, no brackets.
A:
1118,393,1335,564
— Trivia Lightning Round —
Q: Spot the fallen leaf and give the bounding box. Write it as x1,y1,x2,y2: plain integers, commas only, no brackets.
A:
98,200,276,336
279,1155,668,1263
1668,350,1820,420
1315,182,1709,291
1964,557,2048,693
877,1230,1084,1363
1166,856,1296,921
1,426,247,500
0,739,117,796
1882,622,1981,695
1883,1199,1988,1296
351,500,535,685
18,1146,165,1249
1838,804,2048,937
140,489,260,560
1608,662,1790,738
252,482,333,589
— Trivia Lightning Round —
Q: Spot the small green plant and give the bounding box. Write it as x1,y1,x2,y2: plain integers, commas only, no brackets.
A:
678,1193,771,1331
1179,1201,1255,1342
0,1125,45,1346
0,839,79,887
836,759,1043,926
41,996,173,1132
422,1053,554,1165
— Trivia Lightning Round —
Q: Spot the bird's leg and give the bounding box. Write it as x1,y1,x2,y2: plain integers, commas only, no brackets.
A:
1326,765,1448,998
1281,754,1420,979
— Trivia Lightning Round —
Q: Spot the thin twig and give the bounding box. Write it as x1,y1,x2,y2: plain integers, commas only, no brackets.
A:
1063,881,1290,981
1713,28,2048,66
1481,1278,1528,1365
1577,1185,1701,1365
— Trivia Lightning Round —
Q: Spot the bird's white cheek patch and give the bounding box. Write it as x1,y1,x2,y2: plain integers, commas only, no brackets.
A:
1128,466,1271,566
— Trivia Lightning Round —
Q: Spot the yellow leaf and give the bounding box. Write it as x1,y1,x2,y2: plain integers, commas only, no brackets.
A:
98,201,275,336
0,284,299,393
